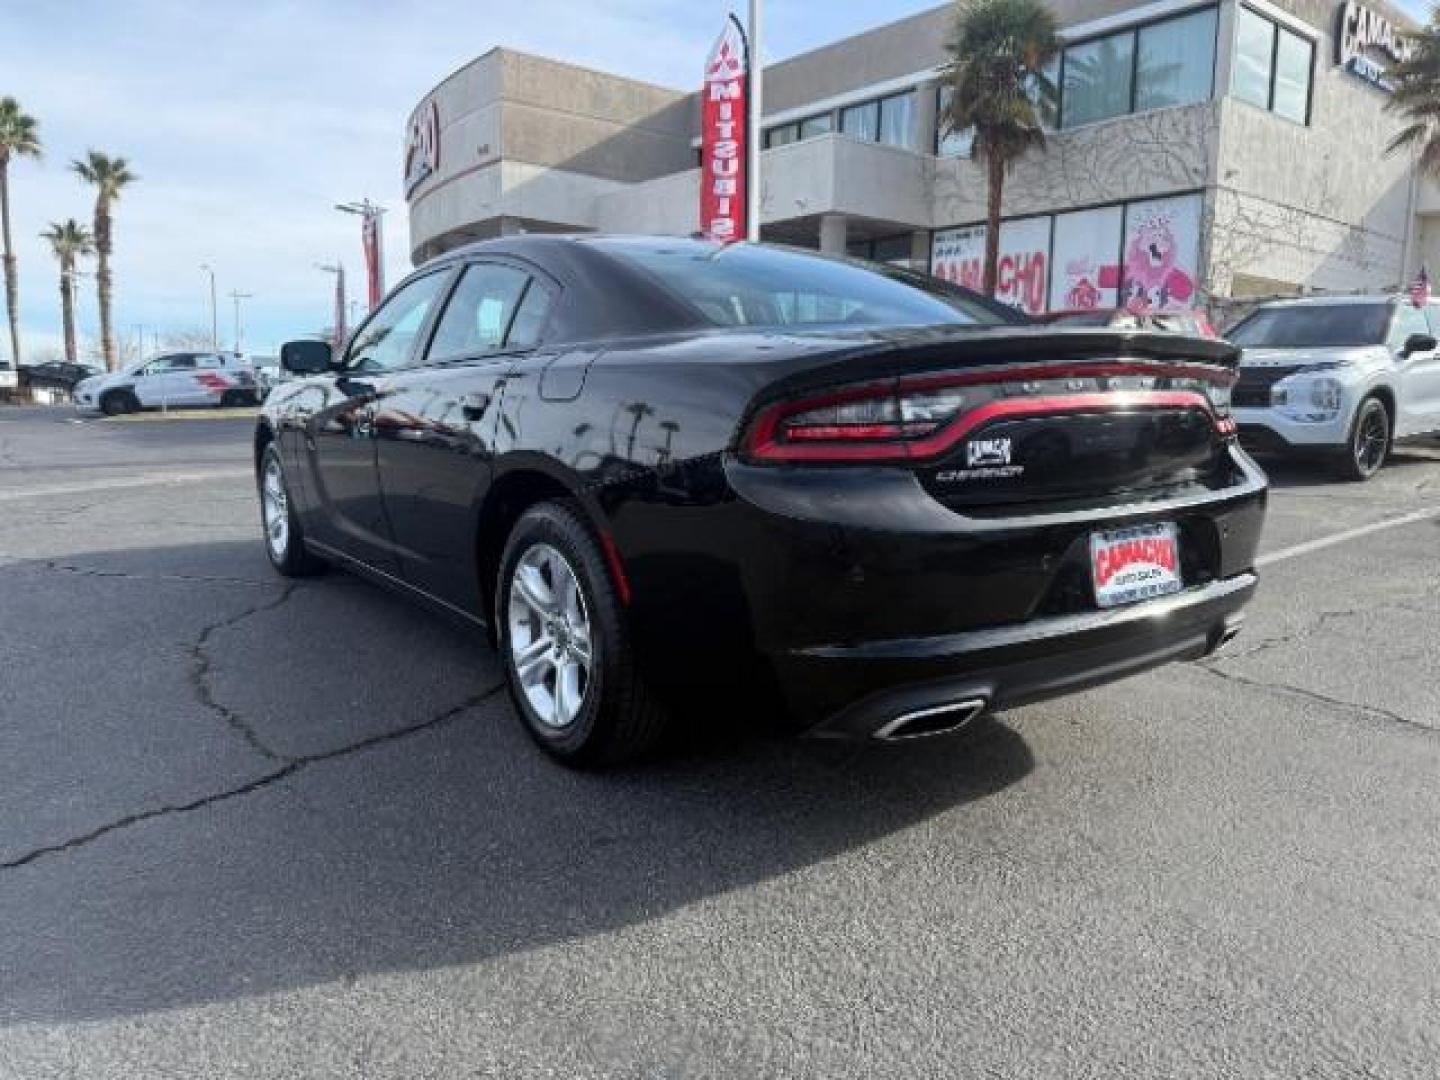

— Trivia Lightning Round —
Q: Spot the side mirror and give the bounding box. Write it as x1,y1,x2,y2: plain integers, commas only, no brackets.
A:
1402,332,1437,357
280,340,333,375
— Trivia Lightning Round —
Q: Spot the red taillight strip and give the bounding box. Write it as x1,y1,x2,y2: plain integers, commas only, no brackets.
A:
898,361,1236,392
748,390,1214,463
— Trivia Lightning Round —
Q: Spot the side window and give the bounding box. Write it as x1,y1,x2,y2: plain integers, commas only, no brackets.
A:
1390,303,1430,349
346,272,449,373
425,263,534,362
507,281,555,349
146,355,194,375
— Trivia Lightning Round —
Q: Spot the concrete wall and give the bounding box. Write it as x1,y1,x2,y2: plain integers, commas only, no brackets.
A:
932,102,1217,226
406,48,696,261
1206,0,1419,297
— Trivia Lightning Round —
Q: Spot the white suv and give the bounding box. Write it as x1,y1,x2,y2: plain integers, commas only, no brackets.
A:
1228,295,1440,480
73,352,259,415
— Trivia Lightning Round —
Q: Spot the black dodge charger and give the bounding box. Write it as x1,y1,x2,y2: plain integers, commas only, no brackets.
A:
256,236,1266,764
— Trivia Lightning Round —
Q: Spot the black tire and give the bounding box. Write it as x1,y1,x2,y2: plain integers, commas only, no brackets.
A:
220,390,245,408
100,390,137,416
258,443,324,577
1338,395,1390,481
496,502,667,766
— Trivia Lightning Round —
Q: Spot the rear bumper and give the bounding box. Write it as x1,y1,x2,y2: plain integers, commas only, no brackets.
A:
613,445,1267,736
797,572,1253,739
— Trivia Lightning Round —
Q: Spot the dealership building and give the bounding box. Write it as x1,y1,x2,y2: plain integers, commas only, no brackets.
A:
403,0,1437,316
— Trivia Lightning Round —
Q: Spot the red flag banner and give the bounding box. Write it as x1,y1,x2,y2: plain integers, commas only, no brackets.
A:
361,213,384,309
701,21,747,242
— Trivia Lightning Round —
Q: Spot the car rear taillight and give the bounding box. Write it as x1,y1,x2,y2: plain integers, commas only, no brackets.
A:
743,362,1236,463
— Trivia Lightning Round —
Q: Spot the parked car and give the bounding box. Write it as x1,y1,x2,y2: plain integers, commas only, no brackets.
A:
256,237,1266,765
1226,295,1440,480
18,360,102,396
1038,308,1217,337
73,352,260,415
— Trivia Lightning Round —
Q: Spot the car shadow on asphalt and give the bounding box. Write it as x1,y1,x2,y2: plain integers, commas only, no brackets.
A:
1247,445,1440,490
0,539,1035,1024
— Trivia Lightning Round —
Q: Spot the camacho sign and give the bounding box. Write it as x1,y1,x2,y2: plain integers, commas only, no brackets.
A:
1336,0,1412,91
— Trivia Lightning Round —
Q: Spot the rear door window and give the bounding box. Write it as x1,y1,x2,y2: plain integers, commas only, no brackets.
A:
425,262,543,362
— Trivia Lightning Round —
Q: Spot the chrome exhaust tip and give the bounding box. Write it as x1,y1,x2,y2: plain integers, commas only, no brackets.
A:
873,698,988,742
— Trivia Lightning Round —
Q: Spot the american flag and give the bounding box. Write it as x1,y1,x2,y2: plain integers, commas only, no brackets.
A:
1410,266,1430,307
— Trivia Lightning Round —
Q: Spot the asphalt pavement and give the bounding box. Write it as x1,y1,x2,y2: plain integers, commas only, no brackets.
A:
1,403,1438,1078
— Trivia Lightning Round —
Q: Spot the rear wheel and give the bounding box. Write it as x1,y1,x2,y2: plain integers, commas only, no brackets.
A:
1339,395,1390,481
259,443,323,576
100,390,137,416
220,390,248,408
497,502,667,766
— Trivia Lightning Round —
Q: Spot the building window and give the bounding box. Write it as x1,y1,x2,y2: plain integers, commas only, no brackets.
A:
1060,6,1218,129
1272,27,1314,123
841,91,916,148
1063,31,1135,127
764,124,799,149
799,113,834,139
1232,6,1313,123
840,100,879,141
764,112,834,149
935,85,975,157
846,234,915,266
1135,7,1217,112
878,91,916,148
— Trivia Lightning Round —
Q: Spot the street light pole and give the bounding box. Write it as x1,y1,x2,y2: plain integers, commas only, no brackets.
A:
200,263,218,350
228,291,253,354
335,199,387,310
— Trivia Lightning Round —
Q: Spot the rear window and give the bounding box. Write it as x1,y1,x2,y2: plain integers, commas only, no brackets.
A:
1227,304,1390,348
590,239,1009,330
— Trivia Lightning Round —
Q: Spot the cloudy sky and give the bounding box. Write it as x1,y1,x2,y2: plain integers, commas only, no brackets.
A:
3,0,1433,362
0,0,942,363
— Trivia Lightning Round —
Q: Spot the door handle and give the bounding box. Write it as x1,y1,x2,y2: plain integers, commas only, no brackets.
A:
461,393,491,422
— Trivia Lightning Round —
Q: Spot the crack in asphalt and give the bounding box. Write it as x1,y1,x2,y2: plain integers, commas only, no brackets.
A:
0,684,506,872
1214,609,1360,661
1197,663,1433,736
9,557,282,589
188,583,305,763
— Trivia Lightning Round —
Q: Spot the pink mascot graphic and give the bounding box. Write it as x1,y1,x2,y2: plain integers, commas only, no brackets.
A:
1121,212,1194,311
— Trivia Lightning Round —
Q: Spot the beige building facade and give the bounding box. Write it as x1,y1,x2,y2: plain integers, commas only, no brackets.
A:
403,0,1438,316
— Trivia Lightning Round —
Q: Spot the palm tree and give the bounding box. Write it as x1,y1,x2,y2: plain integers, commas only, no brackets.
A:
941,0,1061,296
40,220,94,365
71,151,136,371
1386,15,1440,174
0,97,41,370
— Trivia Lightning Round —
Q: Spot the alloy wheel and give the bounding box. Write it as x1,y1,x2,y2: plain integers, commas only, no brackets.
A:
1354,402,1388,477
261,457,290,559
506,542,593,729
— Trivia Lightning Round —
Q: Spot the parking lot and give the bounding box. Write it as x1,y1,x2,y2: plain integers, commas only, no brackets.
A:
2,404,1438,1077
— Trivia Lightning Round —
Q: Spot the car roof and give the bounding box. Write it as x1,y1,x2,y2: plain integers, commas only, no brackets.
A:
1250,294,1432,309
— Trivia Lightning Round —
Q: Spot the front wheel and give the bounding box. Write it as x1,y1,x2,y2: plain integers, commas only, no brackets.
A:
100,390,137,416
259,443,323,576
1338,395,1390,481
497,502,667,766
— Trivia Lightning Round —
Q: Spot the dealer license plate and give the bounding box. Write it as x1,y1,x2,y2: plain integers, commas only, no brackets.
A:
1090,522,1183,609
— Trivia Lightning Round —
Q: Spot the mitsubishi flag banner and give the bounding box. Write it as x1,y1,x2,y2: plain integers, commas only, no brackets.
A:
361,212,384,309
701,20,747,242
